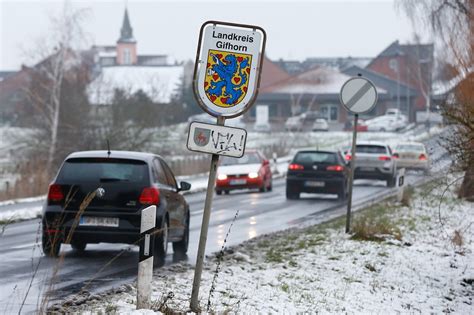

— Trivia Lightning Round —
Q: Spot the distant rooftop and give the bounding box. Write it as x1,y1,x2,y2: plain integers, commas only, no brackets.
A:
88,65,183,104
275,56,371,75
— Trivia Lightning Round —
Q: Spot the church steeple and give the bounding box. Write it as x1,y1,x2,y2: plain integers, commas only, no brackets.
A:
116,7,137,65
118,8,135,43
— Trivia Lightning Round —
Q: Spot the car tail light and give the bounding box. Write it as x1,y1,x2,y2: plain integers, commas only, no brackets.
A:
326,165,344,172
419,154,427,160
379,155,391,161
345,154,352,161
139,187,160,205
392,153,399,159
288,164,304,170
48,184,64,202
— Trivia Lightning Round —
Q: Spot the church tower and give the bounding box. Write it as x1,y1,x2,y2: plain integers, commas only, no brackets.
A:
116,8,137,65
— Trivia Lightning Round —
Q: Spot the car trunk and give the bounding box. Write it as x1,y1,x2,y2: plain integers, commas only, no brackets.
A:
54,157,149,214
290,152,344,179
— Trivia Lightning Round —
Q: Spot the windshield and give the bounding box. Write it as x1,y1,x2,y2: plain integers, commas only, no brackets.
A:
57,158,149,184
294,152,337,164
355,145,387,154
221,153,261,166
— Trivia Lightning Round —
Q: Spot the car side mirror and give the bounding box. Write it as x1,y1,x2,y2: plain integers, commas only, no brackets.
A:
262,159,269,166
179,181,191,192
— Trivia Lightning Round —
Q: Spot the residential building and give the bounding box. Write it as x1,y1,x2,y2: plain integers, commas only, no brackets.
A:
366,40,434,121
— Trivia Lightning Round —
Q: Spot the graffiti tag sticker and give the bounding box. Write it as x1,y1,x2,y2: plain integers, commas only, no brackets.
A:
194,21,266,118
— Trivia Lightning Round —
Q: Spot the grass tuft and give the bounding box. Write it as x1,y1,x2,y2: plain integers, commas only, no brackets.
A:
351,215,402,242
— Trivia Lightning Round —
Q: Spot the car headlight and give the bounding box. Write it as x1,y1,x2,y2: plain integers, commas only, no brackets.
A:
217,174,228,180
248,172,259,179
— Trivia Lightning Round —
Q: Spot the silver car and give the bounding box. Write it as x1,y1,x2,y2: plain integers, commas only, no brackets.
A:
344,141,397,187
393,142,430,173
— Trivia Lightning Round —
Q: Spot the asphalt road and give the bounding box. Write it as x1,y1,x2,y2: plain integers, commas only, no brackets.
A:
0,131,450,314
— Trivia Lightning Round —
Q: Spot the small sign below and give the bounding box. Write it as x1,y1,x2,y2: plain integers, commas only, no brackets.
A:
340,77,378,114
187,122,247,158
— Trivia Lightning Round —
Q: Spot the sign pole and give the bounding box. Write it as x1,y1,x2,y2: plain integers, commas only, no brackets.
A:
190,116,225,312
340,75,378,233
346,114,358,233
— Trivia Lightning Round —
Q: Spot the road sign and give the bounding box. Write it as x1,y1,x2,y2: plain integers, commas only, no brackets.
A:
193,21,266,118
187,121,247,158
340,77,378,114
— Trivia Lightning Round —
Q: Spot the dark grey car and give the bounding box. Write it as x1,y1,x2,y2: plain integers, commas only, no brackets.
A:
42,150,191,266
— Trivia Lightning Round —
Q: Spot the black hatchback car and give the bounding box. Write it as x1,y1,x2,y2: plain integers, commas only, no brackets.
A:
42,151,191,265
286,150,349,200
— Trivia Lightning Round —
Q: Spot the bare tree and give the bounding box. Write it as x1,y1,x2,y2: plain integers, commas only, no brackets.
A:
399,0,473,199
22,3,90,177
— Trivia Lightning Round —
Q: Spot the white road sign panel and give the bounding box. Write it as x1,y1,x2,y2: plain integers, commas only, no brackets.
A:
187,122,247,157
193,21,266,118
340,77,378,114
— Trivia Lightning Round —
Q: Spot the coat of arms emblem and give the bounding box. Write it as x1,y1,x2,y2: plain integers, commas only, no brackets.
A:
194,127,211,147
204,49,252,108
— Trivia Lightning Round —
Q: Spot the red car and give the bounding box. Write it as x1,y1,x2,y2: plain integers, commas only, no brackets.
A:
215,150,273,195
344,119,368,132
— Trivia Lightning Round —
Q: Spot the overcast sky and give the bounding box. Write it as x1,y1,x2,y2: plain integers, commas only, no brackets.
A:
0,0,430,71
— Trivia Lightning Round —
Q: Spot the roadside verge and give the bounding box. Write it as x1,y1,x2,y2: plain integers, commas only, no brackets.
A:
51,173,473,313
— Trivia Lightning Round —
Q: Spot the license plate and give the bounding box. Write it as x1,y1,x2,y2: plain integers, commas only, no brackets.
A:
80,216,119,227
360,167,375,172
305,181,325,187
230,179,246,185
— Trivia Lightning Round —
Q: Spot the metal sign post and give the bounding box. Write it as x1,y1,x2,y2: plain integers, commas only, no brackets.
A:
346,114,358,233
190,116,224,312
340,76,378,233
189,21,266,312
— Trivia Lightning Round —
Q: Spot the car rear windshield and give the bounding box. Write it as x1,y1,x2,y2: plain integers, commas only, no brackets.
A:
355,145,387,154
57,158,149,184
294,152,337,164
221,153,260,166
395,144,425,152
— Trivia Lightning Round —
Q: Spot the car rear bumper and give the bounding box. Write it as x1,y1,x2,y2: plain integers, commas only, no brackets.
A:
42,205,163,245
286,177,345,194
65,227,140,244
216,177,264,191
396,160,429,170
354,167,393,180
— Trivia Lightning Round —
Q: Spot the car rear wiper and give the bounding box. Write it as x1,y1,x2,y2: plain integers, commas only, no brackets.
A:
99,177,129,182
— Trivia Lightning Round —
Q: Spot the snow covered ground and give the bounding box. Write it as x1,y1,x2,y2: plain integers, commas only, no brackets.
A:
54,175,473,314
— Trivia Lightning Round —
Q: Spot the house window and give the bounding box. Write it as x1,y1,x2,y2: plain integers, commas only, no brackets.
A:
123,48,131,65
320,104,338,122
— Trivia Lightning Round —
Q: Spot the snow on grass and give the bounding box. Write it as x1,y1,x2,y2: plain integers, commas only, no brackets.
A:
0,195,46,207
59,175,473,314
0,205,42,222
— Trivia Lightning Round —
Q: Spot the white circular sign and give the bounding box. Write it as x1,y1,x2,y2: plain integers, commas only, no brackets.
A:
193,21,266,118
340,77,378,114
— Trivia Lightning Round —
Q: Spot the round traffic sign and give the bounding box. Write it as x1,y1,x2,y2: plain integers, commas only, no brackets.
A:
340,77,378,114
